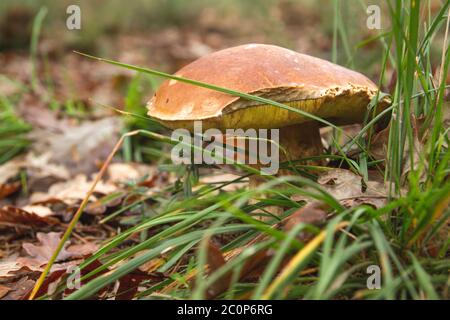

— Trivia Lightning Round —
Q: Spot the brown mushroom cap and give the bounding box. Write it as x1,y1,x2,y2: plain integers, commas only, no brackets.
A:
147,44,390,130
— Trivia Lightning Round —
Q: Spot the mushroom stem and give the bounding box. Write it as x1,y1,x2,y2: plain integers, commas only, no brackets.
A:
248,122,323,216
278,121,324,169
249,121,323,187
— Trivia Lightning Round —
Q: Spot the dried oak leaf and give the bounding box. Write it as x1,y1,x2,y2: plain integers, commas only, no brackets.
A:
0,285,10,299
30,117,121,177
0,254,37,279
204,241,232,299
1,277,35,300
21,232,73,265
30,174,117,205
19,232,98,269
292,168,388,209
115,270,165,300
284,201,328,242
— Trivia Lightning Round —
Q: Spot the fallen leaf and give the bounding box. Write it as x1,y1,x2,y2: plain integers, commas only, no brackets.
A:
14,233,98,280
21,205,54,217
0,206,59,228
31,117,121,177
107,163,156,184
27,269,66,299
66,242,99,257
29,198,73,221
0,118,121,200
21,152,70,181
204,241,232,299
1,277,35,300
0,181,20,200
0,285,10,299
0,258,32,278
284,202,328,242
292,168,388,209
0,157,23,185
30,174,117,205
21,232,73,265
22,259,109,300
115,270,164,300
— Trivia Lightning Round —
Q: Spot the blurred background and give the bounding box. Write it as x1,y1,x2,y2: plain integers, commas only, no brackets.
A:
1,0,444,104
0,0,446,111
0,0,447,166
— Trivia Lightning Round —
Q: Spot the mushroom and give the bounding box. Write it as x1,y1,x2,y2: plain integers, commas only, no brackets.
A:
147,44,390,185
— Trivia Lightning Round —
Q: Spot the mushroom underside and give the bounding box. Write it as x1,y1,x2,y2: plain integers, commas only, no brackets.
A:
151,87,387,130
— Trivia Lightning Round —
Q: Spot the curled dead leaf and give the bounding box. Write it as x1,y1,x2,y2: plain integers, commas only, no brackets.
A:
0,206,59,228
204,241,231,299
0,285,11,299
30,174,117,205
284,202,328,242
1,277,35,300
0,181,20,200
292,168,388,209
17,232,98,277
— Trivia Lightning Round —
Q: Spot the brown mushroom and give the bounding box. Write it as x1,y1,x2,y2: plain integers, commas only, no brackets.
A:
147,44,390,183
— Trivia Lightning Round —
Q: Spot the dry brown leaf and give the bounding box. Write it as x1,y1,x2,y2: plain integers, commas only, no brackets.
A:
0,206,59,228
107,162,156,184
30,174,117,205
284,202,328,242
21,232,73,264
205,241,231,299
1,277,35,300
115,270,165,300
0,181,20,200
0,152,70,196
0,158,24,185
368,125,389,164
0,285,10,299
0,258,34,278
19,232,98,269
292,168,388,209
66,242,99,257
0,117,121,201
21,205,54,217
30,117,121,177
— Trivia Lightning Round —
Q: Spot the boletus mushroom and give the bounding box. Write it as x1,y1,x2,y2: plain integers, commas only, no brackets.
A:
147,44,390,186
